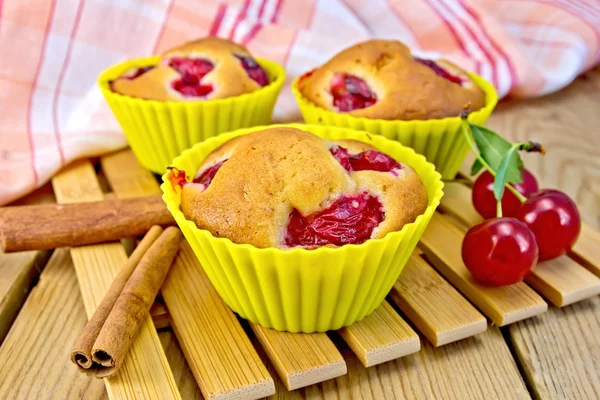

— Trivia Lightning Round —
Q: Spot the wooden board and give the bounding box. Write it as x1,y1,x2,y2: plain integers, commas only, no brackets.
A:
162,241,275,400
389,253,487,346
465,66,600,400
440,182,600,307
0,250,50,344
338,301,420,367
101,150,163,198
251,324,346,390
150,301,171,330
158,331,203,400
0,182,55,344
509,296,600,399
0,249,107,399
52,160,182,400
419,213,547,325
570,223,600,278
265,328,529,399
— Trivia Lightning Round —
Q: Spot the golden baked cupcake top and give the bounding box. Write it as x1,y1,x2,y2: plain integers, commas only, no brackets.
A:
172,127,428,249
298,40,485,120
111,37,270,101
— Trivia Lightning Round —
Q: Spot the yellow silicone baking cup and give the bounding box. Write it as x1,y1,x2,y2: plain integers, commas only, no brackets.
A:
292,73,498,180
161,123,443,333
99,56,285,174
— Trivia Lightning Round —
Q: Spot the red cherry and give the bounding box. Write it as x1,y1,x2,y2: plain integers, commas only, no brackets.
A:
193,160,227,190
124,66,155,80
169,57,215,97
414,58,464,84
235,55,269,87
167,168,187,190
330,73,377,112
472,169,539,219
462,217,538,286
329,146,401,174
516,189,581,261
285,192,384,247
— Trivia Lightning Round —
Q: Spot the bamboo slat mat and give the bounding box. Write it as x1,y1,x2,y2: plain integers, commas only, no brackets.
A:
97,149,600,398
1,147,598,399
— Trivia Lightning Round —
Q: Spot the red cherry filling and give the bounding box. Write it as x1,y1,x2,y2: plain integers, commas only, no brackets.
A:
110,66,155,90
235,55,269,87
193,160,227,189
330,73,377,112
298,70,314,84
168,57,215,97
329,146,401,174
124,66,155,80
285,193,385,247
414,58,463,84
167,168,188,190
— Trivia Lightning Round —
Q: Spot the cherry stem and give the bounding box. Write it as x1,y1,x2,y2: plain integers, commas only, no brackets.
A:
496,200,503,218
460,119,528,203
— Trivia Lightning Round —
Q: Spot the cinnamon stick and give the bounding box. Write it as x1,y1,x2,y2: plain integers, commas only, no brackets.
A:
0,195,174,253
71,225,163,370
71,226,182,378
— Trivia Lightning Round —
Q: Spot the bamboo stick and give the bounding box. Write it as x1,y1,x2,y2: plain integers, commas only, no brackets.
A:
338,301,420,366
389,253,487,346
251,324,346,390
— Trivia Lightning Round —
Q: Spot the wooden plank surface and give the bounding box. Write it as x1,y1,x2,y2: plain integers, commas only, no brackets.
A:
419,213,548,325
0,250,50,344
0,183,56,344
338,301,420,367
0,249,107,399
440,182,600,306
53,160,182,400
150,301,171,330
389,253,487,346
162,241,275,400
158,331,203,400
265,328,529,399
570,223,600,278
251,324,346,390
472,67,600,399
509,297,600,399
102,149,274,400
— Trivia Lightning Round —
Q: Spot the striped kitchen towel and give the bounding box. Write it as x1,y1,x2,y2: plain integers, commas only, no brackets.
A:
1,0,599,205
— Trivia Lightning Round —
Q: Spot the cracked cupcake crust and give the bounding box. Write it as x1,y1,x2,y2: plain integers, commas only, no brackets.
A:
298,39,486,120
111,37,268,101
180,127,428,249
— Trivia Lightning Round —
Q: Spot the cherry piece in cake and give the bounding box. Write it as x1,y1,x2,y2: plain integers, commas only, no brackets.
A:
329,146,401,174
193,160,227,190
285,192,385,247
414,57,463,84
167,168,188,190
169,57,215,97
124,66,155,80
235,55,269,87
330,73,377,112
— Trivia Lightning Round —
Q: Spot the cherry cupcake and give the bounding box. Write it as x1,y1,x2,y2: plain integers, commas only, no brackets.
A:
161,124,443,332
292,40,497,179
99,37,285,173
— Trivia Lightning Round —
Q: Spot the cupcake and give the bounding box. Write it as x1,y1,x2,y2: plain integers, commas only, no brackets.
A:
176,127,427,249
293,39,497,179
162,124,443,332
99,37,285,173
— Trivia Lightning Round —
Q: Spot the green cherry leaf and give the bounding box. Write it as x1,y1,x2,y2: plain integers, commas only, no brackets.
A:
471,159,483,176
493,144,521,201
470,123,524,184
